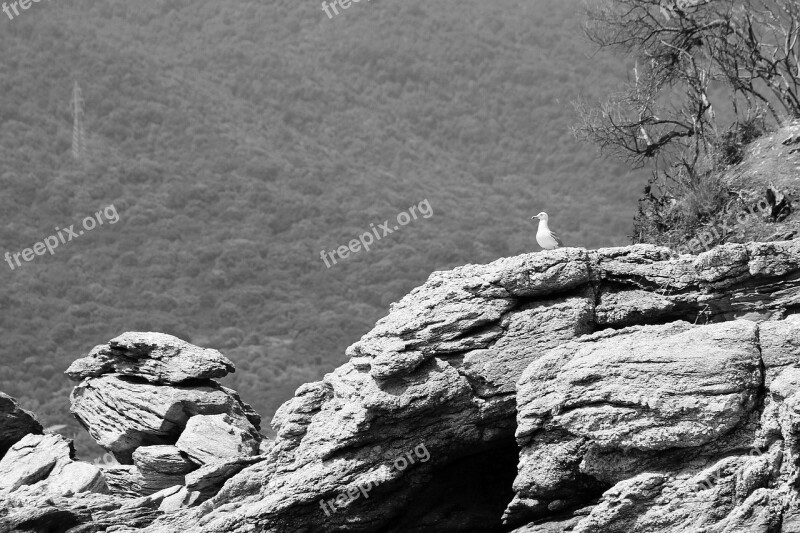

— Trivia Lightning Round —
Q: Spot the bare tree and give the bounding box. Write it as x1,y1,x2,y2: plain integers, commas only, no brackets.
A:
712,0,800,121
575,0,800,171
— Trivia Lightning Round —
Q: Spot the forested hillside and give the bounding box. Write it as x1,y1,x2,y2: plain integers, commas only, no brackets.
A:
0,0,642,457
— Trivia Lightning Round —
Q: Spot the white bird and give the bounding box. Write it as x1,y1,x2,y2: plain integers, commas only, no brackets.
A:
531,212,563,250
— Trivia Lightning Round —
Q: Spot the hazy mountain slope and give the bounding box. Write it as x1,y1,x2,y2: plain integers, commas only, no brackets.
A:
0,0,642,456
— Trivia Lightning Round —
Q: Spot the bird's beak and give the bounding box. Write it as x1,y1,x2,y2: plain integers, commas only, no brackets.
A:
530,216,537,220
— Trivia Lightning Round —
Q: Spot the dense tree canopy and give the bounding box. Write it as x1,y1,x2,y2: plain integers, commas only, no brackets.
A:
0,0,642,459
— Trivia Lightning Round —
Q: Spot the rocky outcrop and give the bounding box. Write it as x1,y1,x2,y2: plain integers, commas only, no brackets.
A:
0,334,266,531
67,332,260,466
6,242,800,532
134,241,800,533
0,392,42,459
64,333,264,501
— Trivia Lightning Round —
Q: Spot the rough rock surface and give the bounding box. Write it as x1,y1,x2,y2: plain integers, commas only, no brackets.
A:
175,414,261,465
65,331,235,384
0,392,42,459
158,486,196,512
131,241,800,533
101,445,200,498
70,374,260,463
47,461,108,497
7,241,800,532
0,490,159,533
102,464,187,498
67,334,262,468
0,431,111,532
0,433,73,493
132,445,198,476
184,455,265,502
57,334,265,507
504,320,763,525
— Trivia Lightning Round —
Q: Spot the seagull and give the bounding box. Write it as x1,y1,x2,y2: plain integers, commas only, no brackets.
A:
531,212,562,250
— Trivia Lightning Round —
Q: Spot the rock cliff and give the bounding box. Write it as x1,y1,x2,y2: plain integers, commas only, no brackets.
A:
3,241,800,532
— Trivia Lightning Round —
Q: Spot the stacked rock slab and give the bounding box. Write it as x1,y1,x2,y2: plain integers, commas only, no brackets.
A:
66,332,263,497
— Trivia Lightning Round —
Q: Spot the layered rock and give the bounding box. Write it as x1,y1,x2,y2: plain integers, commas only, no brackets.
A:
102,464,186,498
135,241,800,533
133,445,197,476
70,374,259,462
66,331,235,384
65,333,264,499
0,433,73,493
0,433,108,497
176,414,261,465
0,404,116,532
0,490,160,533
0,392,42,459
504,320,764,525
98,445,201,498
48,461,108,497
184,455,266,502
6,241,800,532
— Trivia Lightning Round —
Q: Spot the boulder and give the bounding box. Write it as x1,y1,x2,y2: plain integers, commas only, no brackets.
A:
0,392,43,458
106,445,199,498
175,414,260,465
65,332,235,385
0,433,72,493
70,375,260,462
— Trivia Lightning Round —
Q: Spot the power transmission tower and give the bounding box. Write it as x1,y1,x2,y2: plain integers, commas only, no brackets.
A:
71,81,86,161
